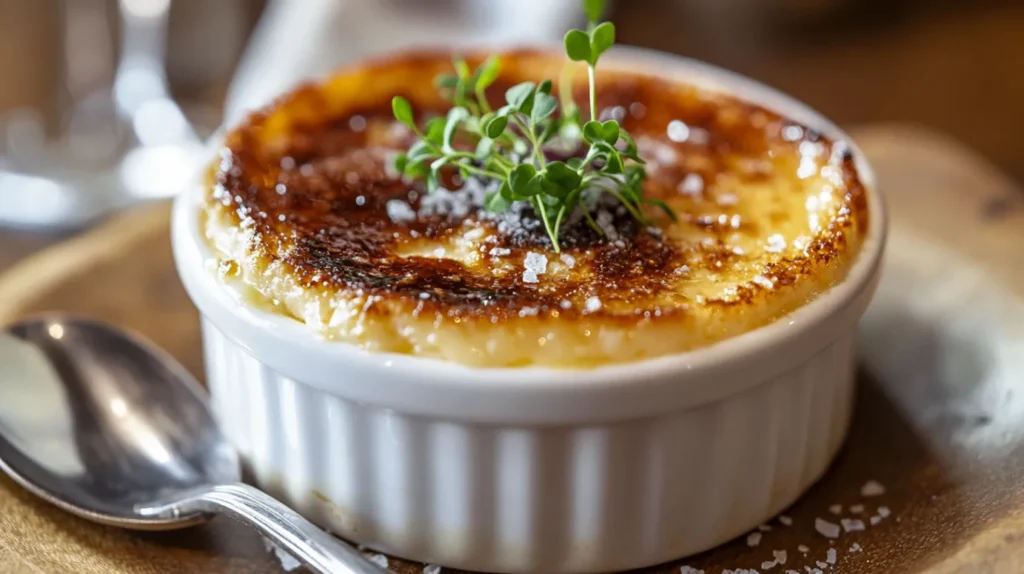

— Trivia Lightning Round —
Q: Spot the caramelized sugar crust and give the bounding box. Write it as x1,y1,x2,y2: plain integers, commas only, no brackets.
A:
202,50,869,367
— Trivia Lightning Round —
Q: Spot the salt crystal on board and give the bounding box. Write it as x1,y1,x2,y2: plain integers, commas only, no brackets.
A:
841,518,865,532
758,524,773,532
779,515,793,526
423,565,442,574
747,531,763,547
877,506,891,518
798,545,809,554
826,548,837,564
773,550,788,565
679,567,704,574
585,296,603,312
815,518,841,539
828,504,842,515
849,504,864,514
849,543,862,553
762,561,777,569
366,553,389,568
870,515,882,526
861,480,886,497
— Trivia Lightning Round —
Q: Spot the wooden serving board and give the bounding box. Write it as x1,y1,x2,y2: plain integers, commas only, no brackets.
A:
1,124,1023,574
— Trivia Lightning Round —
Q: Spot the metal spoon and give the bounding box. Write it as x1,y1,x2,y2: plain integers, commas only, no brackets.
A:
0,316,389,574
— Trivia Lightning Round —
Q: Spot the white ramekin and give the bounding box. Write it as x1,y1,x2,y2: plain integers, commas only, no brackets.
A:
172,46,887,573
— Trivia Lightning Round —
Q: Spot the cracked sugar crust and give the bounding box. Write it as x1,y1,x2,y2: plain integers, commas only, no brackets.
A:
201,49,869,367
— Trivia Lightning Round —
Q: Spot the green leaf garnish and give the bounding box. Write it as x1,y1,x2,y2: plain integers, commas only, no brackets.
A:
564,30,592,64
391,96,414,128
389,0,676,252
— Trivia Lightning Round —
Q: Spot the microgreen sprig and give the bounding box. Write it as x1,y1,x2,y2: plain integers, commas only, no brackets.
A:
390,0,676,252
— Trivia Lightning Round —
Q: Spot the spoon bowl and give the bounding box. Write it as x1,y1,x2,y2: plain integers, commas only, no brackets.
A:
0,316,388,573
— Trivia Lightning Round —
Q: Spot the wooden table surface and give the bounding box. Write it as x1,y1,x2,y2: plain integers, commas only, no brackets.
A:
0,124,1023,573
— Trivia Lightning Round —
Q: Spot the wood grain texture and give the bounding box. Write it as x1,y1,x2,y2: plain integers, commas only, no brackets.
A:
0,124,1022,573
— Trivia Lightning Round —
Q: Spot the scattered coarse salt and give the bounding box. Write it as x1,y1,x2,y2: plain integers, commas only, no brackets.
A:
278,214,286,222
679,567,704,574
667,119,690,143
815,518,841,539
850,504,865,514
585,296,603,313
366,553,389,568
678,173,704,196
490,247,511,257
524,252,549,276
841,518,866,533
779,515,793,526
753,275,774,289
762,560,777,569
816,561,829,569
861,480,886,497
758,524,772,532
746,531,762,547
595,209,619,240
717,192,738,206
849,543,862,553
798,545,810,554
386,199,416,222
877,506,891,518
870,515,882,526
523,270,539,284
560,253,576,268
828,504,842,515
432,247,446,258
766,233,787,253
826,548,837,565
773,550,788,565
560,300,573,310
518,307,539,317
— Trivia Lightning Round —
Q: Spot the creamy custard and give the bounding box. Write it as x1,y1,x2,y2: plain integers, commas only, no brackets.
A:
201,50,868,368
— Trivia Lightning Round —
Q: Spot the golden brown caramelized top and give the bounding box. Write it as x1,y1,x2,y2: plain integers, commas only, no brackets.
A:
206,50,868,327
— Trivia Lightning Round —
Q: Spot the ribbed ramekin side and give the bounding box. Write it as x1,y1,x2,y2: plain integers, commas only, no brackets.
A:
201,319,855,573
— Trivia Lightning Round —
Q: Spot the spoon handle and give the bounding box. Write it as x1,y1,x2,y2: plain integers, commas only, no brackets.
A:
142,483,390,574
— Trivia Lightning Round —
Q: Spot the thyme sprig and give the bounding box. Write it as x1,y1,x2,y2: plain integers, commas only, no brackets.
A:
390,0,675,252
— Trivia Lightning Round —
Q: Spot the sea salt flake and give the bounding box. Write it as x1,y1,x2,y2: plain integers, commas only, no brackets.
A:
490,247,511,256
524,252,549,276
828,504,843,515
773,550,788,565
560,253,576,268
861,480,886,497
815,518,841,539
798,545,810,553
678,173,704,196
816,561,829,569
766,233,787,252
841,518,865,532
870,515,882,526
762,561,777,569
826,548,837,564
779,515,793,526
366,553,389,568
585,296,602,312
560,300,573,310
758,524,772,532
523,270,539,284
849,543,862,553
386,199,416,222
850,504,864,514
877,506,891,518
679,567,704,574
747,531,763,547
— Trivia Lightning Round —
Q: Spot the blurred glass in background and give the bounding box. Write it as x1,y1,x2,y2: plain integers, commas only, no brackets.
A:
0,0,1020,235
